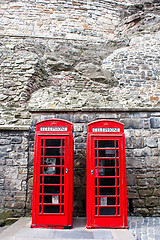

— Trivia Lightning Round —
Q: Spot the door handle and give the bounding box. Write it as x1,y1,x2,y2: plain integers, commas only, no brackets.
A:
91,170,94,175
66,168,68,173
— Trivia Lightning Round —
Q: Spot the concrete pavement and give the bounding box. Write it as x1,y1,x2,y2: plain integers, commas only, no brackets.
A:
0,217,136,240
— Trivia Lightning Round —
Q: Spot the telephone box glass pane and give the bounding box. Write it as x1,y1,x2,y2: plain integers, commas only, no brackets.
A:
117,159,119,167
45,148,61,156
99,178,115,186
98,140,115,148
61,205,64,214
95,207,97,215
98,168,115,176
99,187,115,196
44,167,60,175
39,137,66,215
43,205,60,213
43,195,60,203
117,178,119,186
99,150,115,158
99,207,116,216
94,139,121,217
107,197,116,205
118,207,120,215
45,139,61,147
44,157,60,165
98,159,115,167
44,186,60,194
43,176,60,184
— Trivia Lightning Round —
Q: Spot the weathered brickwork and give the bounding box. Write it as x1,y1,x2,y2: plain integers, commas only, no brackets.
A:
0,0,160,125
0,0,160,219
0,0,121,41
0,33,159,125
0,129,29,218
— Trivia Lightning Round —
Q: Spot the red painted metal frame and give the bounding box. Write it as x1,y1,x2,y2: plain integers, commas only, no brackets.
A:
86,120,128,229
31,119,73,229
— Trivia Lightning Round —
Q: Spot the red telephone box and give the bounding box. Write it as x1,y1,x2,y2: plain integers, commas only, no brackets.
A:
31,119,73,229
86,120,128,229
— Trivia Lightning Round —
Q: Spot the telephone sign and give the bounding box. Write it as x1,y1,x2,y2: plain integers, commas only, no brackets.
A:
31,119,73,229
86,120,128,229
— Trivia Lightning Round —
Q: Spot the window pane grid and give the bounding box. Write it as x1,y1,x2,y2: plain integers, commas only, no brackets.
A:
39,138,65,215
94,140,120,217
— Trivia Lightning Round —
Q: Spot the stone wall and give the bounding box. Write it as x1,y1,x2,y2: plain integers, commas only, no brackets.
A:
0,127,29,218
25,111,160,217
0,0,160,126
0,32,160,126
0,0,160,218
0,0,121,41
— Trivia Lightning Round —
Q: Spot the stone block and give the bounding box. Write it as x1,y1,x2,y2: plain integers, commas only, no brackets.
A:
134,207,149,216
0,146,10,153
0,158,6,165
5,201,15,208
143,119,150,129
133,147,151,157
125,137,144,149
152,149,160,156
126,157,144,168
13,201,25,209
14,196,26,202
126,149,134,157
5,179,22,191
5,167,18,179
74,123,83,132
75,143,86,149
74,136,86,144
11,137,22,144
145,197,159,207
137,179,149,186
127,191,139,199
138,188,154,197
147,138,158,148
0,139,10,145
133,199,145,207
153,188,159,196
121,119,143,129
145,157,160,167
150,117,160,128
127,173,136,186
73,114,89,123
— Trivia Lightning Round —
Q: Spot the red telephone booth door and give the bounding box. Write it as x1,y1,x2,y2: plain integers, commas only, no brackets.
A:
86,120,128,229
31,119,73,229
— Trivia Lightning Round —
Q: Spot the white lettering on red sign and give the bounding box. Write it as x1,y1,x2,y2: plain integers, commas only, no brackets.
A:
40,127,67,131
92,128,120,132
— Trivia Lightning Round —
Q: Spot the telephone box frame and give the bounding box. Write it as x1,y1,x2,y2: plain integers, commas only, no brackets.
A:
86,120,128,229
31,119,73,229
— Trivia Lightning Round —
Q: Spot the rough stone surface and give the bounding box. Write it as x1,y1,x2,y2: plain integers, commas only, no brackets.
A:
0,0,159,125
0,130,29,217
129,217,160,240
0,0,160,218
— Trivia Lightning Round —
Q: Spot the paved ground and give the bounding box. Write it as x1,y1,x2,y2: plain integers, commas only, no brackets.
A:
0,217,135,240
0,217,160,240
128,217,160,240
